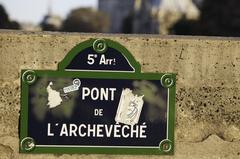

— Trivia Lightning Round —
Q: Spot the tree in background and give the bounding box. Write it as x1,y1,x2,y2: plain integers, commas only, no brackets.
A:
0,4,20,29
200,0,240,36
122,12,134,34
61,8,109,33
0,4,8,28
172,0,240,37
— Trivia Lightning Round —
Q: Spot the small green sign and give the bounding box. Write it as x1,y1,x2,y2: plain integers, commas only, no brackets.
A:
20,39,176,155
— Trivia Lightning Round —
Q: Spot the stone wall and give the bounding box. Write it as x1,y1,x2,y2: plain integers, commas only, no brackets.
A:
0,30,239,158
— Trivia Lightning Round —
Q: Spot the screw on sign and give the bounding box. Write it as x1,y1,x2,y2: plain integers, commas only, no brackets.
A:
163,143,170,151
161,74,174,88
21,137,35,151
166,79,171,85
26,141,34,149
98,43,103,49
160,139,172,153
22,70,37,84
93,39,107,53
27,75,33,81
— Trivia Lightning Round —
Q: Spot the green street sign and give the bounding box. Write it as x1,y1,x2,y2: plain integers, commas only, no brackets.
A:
20,39,176,155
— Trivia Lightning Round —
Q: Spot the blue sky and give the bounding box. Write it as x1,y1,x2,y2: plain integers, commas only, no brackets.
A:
0,0,98,24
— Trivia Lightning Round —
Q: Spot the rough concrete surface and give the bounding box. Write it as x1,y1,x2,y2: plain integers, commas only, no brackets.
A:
0,30,240,158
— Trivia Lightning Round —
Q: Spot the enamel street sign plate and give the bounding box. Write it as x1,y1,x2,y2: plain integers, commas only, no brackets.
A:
20,39,176,155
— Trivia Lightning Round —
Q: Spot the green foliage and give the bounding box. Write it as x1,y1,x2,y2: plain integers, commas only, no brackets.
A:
133,80,167,123
172,0,240,37
0,4,20,29
62,8,109,33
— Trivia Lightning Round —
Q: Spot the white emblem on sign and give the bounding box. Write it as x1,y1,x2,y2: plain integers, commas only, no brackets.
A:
63,79,81,93
115,88,144,125
47,82,63,109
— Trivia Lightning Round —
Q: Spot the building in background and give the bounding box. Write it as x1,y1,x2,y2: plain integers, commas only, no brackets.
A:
98,0,135,33
133,0,155,34
98,0,199,34
98,0,156,34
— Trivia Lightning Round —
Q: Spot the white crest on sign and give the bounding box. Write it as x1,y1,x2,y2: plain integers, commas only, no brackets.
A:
115,88,144,125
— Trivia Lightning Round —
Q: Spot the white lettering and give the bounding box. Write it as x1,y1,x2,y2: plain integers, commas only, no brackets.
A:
140,124,147,138
91,87,99,100
82,87,90,100
87,124,96,137
60,124,68,136
47,123,54,136
50,123,147,138
105,125,113,137
109,88,116,101
69,124,77,137
96,124,104,137
122,125,130,138
81,87,116,101
131,125,139,138
113,124,121,138
78,124,86,137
